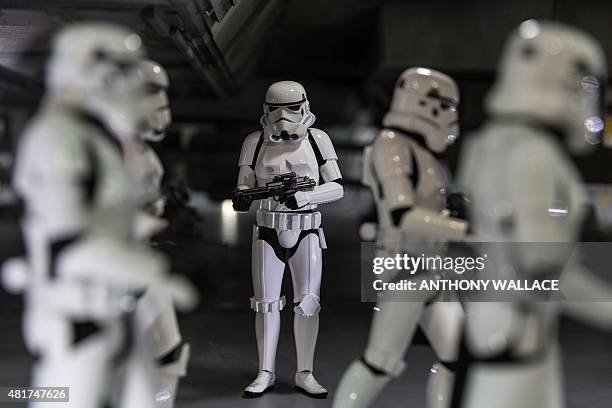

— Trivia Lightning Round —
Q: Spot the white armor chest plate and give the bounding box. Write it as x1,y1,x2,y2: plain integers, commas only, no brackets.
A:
87,136,134,233
16,112,134,281
462,124,586,242
127,142,163,207
255,139,320,212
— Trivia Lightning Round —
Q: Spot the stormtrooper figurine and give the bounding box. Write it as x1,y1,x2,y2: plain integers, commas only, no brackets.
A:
130,59,171,224
455,20,612,408
129,60,192,408
10,23,194,408
234,81,344,398
333,68,468,408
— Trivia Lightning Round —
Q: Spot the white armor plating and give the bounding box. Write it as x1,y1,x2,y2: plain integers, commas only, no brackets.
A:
238,127,343,218
135,285,190,408
127,59,190,408
128,141,165,222
333,68,467,408
383,67,459,153
238,81,343,398
456,119,581,408
15,97,165,408
455,21,612,408
10,24,190,408
362,129,467,246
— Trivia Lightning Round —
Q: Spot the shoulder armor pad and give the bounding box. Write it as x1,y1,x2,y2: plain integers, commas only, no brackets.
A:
372,129,415,179
373,128,410,155
26,109,79,139
373,129,416,158
14,108,91,196
238,131,263,166
374,128,407,148
309,128,338,160
21,109,89,158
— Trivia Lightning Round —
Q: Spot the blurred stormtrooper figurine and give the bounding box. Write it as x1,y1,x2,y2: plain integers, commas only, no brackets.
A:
129,60,192,408
129,59,170,227
333,68,468,408
455,20,610,408
10,23,194,408
234,81,344,398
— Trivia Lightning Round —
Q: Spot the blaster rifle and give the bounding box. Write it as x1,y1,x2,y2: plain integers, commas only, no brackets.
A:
232,172,316,212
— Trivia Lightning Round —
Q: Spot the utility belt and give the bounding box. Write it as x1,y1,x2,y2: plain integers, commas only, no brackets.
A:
26,280,138,320
258,198,318,213
256,209,322,231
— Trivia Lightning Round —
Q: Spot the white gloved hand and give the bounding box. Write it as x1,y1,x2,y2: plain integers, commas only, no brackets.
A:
1,257,30,294
166,274,199,312
359,222,378,241
133,211,169,241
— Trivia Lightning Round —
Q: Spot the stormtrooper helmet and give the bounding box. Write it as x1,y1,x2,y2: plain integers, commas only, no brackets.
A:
46,23,153,140
260,81,316,143
383,67,460,153
487,20,607,153
137,59,171,142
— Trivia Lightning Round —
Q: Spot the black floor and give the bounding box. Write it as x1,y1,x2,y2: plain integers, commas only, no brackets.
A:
177,301,436,408
0,297,611,407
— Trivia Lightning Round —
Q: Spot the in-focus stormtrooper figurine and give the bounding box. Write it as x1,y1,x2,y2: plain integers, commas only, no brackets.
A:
129,60,192,408
8,23,194,408
455,20,612,408
333,68,468,408
234,81,344,398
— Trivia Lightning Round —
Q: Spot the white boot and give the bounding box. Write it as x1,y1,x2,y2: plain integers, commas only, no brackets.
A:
295,370,328,399
155,343,190,407
332,359,391,408
243,370,275,398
